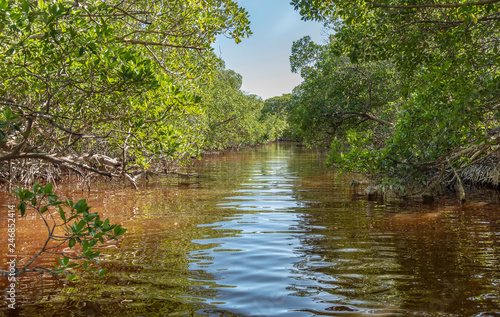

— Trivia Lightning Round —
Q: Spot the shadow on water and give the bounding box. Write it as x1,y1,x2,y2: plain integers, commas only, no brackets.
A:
0,143,499,316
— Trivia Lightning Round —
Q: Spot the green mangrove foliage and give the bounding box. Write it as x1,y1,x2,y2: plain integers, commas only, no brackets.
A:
1,183,126,281
0,0,251,186
289,0,500,193
261,94,293,140
198,63,288,150
0,0,271,283
290,36,398,150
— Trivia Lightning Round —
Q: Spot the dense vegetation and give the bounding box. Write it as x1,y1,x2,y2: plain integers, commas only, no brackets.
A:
287,0,500,199
198,62,287,151
0,0,286,282
0,0,285,189
5,0,500,286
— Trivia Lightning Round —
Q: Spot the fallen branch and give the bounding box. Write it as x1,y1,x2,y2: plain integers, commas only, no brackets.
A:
123,172,139,191
0,152,113,178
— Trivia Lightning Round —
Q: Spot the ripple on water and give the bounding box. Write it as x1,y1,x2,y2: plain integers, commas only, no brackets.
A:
190,212,337,316
7,144,499,317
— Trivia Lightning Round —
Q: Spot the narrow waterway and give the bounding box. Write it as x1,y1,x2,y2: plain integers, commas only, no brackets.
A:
1,143,500,316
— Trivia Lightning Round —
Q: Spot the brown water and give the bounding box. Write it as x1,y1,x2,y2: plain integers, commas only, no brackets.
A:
1,143,500,316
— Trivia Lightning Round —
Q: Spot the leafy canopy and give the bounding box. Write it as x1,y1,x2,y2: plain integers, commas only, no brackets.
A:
289,0,500,191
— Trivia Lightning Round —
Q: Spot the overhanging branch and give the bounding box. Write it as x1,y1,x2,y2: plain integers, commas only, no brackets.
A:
371,0,500,9
116,37,204,50
334,111,394,127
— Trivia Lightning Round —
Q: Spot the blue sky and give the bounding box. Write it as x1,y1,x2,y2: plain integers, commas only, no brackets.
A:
213,0,326,100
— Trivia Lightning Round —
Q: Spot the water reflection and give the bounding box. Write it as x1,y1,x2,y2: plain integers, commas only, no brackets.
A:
0,144,499,316
188,146,500,316
187,150,403,316
189,153,327,316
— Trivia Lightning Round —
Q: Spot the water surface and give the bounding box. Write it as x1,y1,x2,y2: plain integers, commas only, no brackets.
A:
1,144,500,316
